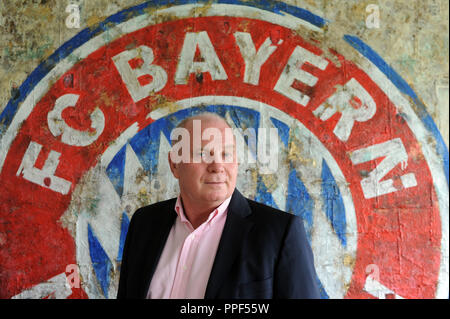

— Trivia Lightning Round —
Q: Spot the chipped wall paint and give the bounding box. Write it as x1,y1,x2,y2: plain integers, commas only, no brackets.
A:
0,0,448,299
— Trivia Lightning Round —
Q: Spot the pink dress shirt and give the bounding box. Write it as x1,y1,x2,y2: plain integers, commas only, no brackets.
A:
146,195,231,299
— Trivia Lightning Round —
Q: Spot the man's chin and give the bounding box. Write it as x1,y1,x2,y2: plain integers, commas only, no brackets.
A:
203,191,229,203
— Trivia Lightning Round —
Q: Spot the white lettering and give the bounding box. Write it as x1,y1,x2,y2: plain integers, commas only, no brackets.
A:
274,45,328,106
366,4,380,29
112,45,168,102
180,303,215,316
192,119,203,163
234,127,257,165
349,138,417,199
65,4,80,29
47,94,105,146
313,78,377,141
16,141,72,195
234,32,281,85
257,127,279,174
175,31,227,84
169,128,191,164
364,274,405,299
201,127,224,164
65,264,80,289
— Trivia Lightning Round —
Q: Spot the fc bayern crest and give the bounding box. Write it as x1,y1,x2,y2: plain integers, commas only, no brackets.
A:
0,1,448,299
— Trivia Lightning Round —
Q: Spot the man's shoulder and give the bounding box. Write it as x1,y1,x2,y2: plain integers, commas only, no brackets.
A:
241,196,305,244
132,198,177,221
244,197,296,225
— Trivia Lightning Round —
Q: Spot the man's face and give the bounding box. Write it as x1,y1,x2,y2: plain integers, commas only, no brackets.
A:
168,117,238,206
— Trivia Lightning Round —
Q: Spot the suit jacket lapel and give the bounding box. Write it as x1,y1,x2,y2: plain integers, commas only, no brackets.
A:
140,200,177,298
204,189,254,299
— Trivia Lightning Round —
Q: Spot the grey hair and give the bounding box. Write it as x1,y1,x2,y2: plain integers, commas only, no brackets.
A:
170,112,233,144
174,112,232,130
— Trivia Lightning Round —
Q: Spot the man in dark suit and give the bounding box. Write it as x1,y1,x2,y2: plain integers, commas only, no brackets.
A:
117,113,320,299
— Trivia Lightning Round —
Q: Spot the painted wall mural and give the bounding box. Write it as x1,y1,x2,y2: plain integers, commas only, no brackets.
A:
0,1,448,299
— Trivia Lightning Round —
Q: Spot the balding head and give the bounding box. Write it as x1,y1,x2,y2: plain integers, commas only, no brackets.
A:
168,112,238,216
174,112,232,132
170,112,236,157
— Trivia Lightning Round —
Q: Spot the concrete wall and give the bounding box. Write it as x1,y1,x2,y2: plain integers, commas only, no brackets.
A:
0,0,448,299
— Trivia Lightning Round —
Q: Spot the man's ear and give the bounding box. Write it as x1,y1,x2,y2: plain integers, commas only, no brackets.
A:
168,151,180,179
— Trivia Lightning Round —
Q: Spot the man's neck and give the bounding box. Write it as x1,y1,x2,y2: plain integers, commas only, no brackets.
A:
180,196,224,229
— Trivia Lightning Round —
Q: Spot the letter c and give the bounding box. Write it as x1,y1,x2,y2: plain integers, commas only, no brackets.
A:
47,93,105,146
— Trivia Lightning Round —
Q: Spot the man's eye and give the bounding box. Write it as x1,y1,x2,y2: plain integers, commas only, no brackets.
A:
224,152,234,160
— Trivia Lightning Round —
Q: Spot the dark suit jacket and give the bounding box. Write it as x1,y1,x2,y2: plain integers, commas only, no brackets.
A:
117,189,320,299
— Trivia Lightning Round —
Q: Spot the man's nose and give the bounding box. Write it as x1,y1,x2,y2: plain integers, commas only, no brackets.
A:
206,153,225,173
207,162,225,174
